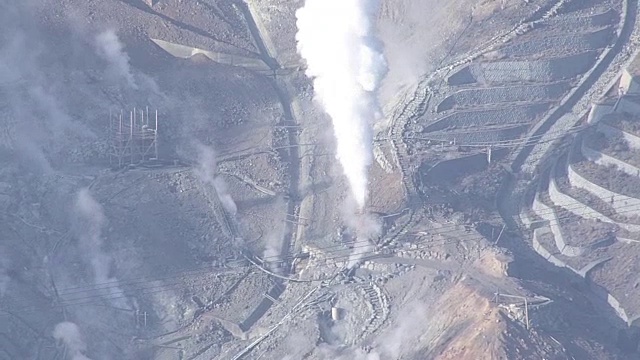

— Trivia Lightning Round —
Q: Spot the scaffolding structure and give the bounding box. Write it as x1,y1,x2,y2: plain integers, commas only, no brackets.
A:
109,107,159,168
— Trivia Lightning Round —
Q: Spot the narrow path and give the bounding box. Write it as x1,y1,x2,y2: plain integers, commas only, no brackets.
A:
235,1,279,69
216,1,308,343
237,0,303,268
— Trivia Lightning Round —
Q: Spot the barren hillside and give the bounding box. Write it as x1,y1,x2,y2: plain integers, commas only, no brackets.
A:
1,0,639,359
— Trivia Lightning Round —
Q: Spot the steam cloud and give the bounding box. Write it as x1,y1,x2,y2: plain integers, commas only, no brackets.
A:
195,143,238,216
74,189,108,281
316,301,428,359
213,176,238,216
95,30,137,89
296,0,386,210
73,188,128,308
53,322,94,360
263,227,285,270
317,344,380,360
263,198,287,271
0,26,87,173
342,200,381,268
377,300,428,357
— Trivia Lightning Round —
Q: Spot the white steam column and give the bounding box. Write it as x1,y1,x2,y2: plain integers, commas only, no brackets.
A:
296,0,386,210
296,0,386,268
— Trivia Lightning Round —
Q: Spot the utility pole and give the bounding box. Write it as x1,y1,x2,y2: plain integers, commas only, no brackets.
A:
524,297,529,330
136,310,148,328
154,109,159,160
494,224,506,246
130,110,134,165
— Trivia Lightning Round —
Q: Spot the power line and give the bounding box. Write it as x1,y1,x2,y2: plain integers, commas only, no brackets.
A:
55,178,640,298
3,181,640,316
0,236,476,316
21,172,640,303
4,135,640,314
403,123,588,148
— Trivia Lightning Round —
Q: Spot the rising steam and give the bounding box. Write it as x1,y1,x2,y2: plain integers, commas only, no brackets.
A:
263,198,287,271
74,189,108,282
344,209,381,268
296,0,386,210
314,300,428,359
73,188,128,308
95,30,137,89
53,322,94,360
195,143,238,216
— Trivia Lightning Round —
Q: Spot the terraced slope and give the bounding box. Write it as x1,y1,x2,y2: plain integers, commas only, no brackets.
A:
522,116,640,325
407,0,623,146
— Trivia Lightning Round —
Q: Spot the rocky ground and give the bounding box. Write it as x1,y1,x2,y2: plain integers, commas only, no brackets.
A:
1,0,640,359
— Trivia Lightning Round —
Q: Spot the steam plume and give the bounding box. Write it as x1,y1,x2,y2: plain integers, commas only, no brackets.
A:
263,199,287,271
53,322,94,360
195,143,238,216
213,176,238,216
95,30,137,89
74,188,108,281
316,301,428,359
342,200,381,268
296,0,386,210
73,188,128,308
378,300,428,357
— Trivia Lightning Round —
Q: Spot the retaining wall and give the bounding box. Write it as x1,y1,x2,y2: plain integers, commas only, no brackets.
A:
589,268,632,325
545,9,618,31
509,0,633,173
587,102,615,124
423,125,528,143
437,83,569,112
598,123,640,149
520,209,535,228
150,38,271,72
532,194,585,257
581,142,640,177
549,167,640,232
425,103,550,132
609,294,631,324
532,227,572,268
568,163,640,217
470,52,597,84
549,170,611,222
501,27,614,58
620,68,640,93
533,228,632,324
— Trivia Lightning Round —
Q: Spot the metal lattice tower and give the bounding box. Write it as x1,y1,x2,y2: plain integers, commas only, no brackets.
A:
108,107,159,168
